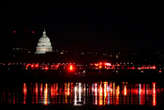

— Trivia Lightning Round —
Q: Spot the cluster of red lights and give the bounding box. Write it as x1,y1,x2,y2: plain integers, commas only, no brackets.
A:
26,64,39,70
90,62,158,71
25,62,160,73
25,63,76,72
91,62,112,69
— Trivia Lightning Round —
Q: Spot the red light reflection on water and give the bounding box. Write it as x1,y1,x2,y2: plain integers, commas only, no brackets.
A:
94,83,98,105
23,83,27,104
91,82,159,106
152,82,156,106
103,82,108,105
64,82,70,104
8,81,160,106
34,83,38,104
44,83,49,105
98,82,103,106
123,85,127,96
139,83,145,105
116,85,120,105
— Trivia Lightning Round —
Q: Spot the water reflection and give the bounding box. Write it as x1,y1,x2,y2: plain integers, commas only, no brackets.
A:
0,81,163,107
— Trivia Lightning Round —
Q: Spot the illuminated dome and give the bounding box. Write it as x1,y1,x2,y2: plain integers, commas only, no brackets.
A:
35,29,53,54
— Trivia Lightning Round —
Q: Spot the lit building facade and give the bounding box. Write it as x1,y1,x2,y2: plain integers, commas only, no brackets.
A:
35,29,53,54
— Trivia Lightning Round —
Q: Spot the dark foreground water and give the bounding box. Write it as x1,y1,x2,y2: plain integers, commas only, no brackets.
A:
0,80,164,110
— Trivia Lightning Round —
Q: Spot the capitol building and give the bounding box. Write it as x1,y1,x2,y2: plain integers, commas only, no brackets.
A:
7,27,122,64
35,28,53,54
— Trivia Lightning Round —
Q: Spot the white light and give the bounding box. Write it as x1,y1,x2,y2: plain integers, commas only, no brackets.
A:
74,86,77,105
105,63,111,66
79,83,82,102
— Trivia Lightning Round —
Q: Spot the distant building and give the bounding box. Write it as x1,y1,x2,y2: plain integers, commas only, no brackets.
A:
35,28,53,54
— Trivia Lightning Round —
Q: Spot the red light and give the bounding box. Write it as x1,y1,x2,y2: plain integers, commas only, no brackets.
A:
70,65,73,71
152,66,156,70
99,65,102,69
23,83,27,95
159,70,162,73
141,66,144,70
51,85,55,97
131,66,135,70
31,64,34,68
26,64,31,70
55,64,59,69
44,66,49,71
99,62,103,65
23,83,27,104
35,64,39,68
152,82,157,106
68,64,76,72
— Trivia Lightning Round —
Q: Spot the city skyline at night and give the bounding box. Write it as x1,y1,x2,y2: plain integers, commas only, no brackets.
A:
1,2,164,110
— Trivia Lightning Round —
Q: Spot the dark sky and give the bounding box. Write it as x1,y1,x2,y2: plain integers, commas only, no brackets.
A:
2,2,164,52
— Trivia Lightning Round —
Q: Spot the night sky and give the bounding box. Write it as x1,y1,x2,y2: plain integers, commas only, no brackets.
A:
2,2,164,52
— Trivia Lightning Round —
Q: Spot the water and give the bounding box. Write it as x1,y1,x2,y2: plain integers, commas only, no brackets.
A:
0,81,164,110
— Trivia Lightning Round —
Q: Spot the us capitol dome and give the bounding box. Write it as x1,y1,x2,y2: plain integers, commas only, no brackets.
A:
35,29,53,54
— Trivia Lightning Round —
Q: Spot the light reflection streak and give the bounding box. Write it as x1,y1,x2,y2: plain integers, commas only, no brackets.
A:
0,81,159,106
152,82,156,106
124,85,127,96
139,83,141,105
40,83,43,96
107,83,110,105
35,83,38,104
116,85,120,105
79,83,82,102
113,82,116,104
73,82,83,106
109,83,113,105
104,82,108,105
67,82,70,96
64,83,67,104
23,83,27,104
44,83,49,105
99,82,103,106
94,83,98,105
74,86,77,105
